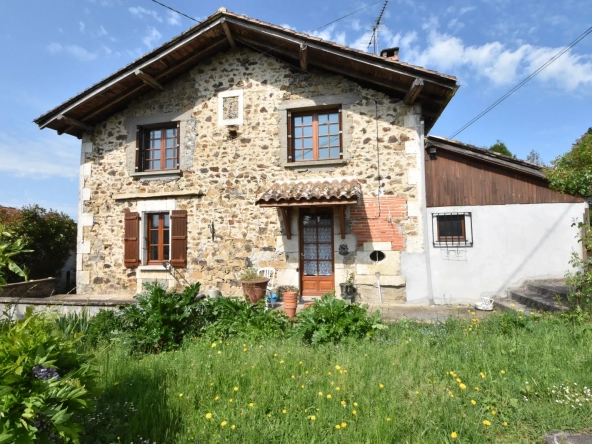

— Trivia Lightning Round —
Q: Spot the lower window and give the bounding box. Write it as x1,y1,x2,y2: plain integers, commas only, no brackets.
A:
147,213,170,263
432,212,473,247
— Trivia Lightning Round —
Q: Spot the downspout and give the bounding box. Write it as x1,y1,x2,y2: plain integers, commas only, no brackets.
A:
419,120,435,305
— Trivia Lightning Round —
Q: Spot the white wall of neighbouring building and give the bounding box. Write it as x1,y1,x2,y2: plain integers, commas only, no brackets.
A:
421,202,588,304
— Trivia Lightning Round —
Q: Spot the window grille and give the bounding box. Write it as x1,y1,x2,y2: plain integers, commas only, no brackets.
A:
432,212,473,248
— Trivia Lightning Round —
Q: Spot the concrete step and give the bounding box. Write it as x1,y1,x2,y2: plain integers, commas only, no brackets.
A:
494,297,534,314
507,289,568,313
524,280,570,300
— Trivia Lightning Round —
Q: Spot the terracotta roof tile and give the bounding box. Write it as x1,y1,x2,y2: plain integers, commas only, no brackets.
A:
256,177,361,205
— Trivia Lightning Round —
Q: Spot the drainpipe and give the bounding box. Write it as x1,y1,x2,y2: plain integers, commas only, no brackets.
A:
419,120,435,306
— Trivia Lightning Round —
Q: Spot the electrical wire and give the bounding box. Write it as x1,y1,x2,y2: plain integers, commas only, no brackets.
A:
449,24,592,139
150,0,199,22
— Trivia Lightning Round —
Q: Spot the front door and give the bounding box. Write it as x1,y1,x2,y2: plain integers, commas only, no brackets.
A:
300,209,334,296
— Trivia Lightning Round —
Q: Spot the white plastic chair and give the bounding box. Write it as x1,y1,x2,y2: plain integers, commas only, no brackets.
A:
257,267,276,309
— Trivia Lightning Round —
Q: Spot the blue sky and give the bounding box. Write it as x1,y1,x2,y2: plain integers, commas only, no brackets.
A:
1,0,591,220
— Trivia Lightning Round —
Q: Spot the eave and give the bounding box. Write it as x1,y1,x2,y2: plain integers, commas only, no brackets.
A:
34,9,459,138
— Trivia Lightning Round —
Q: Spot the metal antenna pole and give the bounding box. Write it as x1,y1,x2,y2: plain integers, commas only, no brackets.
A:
367,0,389,54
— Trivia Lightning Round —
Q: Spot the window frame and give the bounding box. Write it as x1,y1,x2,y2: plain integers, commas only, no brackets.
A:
136,122,180,173
288,107,343,163
146,212,170,264
432,212,473,248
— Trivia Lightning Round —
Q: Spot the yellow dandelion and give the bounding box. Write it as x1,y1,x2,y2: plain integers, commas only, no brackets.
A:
259,345,263,349
456,378,461,383
234,386,239,391
459,383,467,390
211,343,217,348
229,399,233,403
510,303,515,307
475,387,480,391
500,370,506,374
179,393,183,397
335,365,341,370
503,421,508,426
210,382,214,386
267,414,272,418
205,413,212,419
217,351,222,355
352,410,357,415
291,375,295,379
483,420,491,426
471,400,476,405
299,361,303,365
327,394,332,399
335,425,341,430
310,415,316,421
330,381,334,385
221,421,227,427
280,360,284,364
301,385,305,389
480,372,485,378
341,422,347,428
379,383,384,389
386,417,391,422
335,387,341,391
231,425,236,430
113,382,119,386
248,403,254,407
415,391,419,395
214,396,219,401
243,348,247,352
305,371,309,375
328,371,332,375
353,402,358,407
341,401,346,406
451,432,458,439
364,354,368,357
491,410,497,415
282,409,287,414
318,392,323,396
274,353,278,357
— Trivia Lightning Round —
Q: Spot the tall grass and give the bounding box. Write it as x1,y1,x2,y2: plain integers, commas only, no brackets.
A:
81,313,592,443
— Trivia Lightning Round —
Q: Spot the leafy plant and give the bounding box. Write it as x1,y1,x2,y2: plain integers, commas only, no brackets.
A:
117,282,203,353
292,294,384,344
545,132,592,197
564,218,592,313
201,297,288,340
345,272,355,286
0,223,31,287
0,309,97,443
238,267,261,281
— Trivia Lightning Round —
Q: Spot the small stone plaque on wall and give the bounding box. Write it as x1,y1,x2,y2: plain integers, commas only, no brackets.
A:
218,90,243,126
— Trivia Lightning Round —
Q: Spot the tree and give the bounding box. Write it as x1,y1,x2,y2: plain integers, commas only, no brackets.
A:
526,150,546,167
488,140,514,158
0,224,30,287
0,205,76,282
545,132,592,197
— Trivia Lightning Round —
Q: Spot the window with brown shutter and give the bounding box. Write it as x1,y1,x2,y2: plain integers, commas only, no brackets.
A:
170,210,187,267
135,122,180,172
124,210,140,267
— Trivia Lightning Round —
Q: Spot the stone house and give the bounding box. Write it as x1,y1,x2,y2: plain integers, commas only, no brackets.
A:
34,9,585,304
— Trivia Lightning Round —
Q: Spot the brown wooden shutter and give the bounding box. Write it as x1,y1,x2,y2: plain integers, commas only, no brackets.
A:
124,210,140,267
170,210,187,267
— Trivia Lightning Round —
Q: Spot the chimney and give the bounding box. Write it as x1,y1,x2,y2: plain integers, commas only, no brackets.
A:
380,47,399,61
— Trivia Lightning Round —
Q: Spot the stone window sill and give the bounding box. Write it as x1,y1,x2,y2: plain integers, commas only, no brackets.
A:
130,170,182,179
282,159,348,169
138,265,168,271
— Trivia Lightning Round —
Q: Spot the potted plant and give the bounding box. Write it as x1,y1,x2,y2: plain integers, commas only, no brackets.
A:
239,267,269,304
339,272,355,299
282,286,299,319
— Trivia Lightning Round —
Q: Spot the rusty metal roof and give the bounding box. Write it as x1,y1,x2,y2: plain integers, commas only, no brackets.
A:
35,8,458,138
256,177,361,206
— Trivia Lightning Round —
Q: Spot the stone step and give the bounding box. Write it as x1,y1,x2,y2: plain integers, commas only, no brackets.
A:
524,280,570,300
507,289,568,313
493,297,534,314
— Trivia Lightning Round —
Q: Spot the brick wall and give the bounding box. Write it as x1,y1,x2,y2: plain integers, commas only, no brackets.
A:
350,197,407,250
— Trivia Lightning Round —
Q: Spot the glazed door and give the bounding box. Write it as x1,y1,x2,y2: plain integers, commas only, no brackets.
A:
300,210,334,296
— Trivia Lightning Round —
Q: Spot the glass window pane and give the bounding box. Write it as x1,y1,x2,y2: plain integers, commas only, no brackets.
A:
318,215,331,226
303,149,313,160
150,246,159,260
163,246,169,260
302,115,313,125
294,149,303,160
153,160,160,169
304,261,317,276
303,227,317,240
318,261,332,276
304,244,317,260
295,139,303,149
151,215,160,227
166,138,174,148
318,124,328,135
329,124,339,134
145,150,152,159
304,138,313,148
166,149,174,158
329,135,340,146
294,116,302,125
163,229,169,243
151,230,159,244
303,126,313,137
329,113,339,123
165,159,173,169
319,244,332,260
439,216,464,237
318,114,328,124
294,127,302,137
164,215,170,228
151,140,159,148
152,130,161,139
318,148,329,159
318,227,332,242
330,147,340,158
302,215,316,226
318,136,328,147
166,129,175,137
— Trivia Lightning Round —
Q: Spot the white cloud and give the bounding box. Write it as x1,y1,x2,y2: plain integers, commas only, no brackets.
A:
96,25,108,37
79,21,85,33
309,24,346,46
280,23,296,31
142,27,162,48
0,132,79,179
47,43,98,61
47,42,62,54
166,11,181,26
459,6,477,15
129,6,162,22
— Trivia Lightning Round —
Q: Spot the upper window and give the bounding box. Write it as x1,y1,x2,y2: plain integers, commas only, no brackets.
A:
432,213,473,248
289,109,342,162
136,123,179,172
147,213,170,264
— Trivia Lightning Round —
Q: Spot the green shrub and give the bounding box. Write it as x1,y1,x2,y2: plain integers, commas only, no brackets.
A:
201,297,289,339
117,282,203,353
0,310,96,443
292,294,384,344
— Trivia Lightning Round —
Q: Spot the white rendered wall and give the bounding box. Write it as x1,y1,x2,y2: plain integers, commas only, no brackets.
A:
423,202,587,304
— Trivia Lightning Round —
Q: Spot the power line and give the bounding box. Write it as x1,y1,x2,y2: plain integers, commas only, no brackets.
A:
150,0,199,22
449,24,592,139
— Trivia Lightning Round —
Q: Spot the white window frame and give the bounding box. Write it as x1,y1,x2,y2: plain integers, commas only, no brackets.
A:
136,199,176,269
218,89,244,126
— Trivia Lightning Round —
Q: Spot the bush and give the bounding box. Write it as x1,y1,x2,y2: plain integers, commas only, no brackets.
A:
292,294,384,344
201,297,289,339
117,282,203,353
0,310,97,443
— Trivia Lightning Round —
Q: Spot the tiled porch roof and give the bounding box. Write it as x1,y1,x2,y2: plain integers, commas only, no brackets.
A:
255,177,361,207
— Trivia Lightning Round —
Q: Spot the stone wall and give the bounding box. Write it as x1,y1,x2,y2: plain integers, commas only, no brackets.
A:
76,47,423,301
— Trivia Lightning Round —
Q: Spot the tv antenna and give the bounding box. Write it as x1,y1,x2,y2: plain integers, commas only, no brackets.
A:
367,0,389,54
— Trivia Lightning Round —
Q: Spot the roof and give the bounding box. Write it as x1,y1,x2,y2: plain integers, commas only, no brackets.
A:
426,136,546,179
255,177,361,207
34,8,459,138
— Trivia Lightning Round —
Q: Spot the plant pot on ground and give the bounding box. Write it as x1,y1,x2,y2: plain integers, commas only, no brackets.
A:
239,267,269,304
339,272,355,299
282,286,299,319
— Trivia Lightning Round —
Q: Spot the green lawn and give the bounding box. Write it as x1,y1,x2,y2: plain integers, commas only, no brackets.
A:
81,314,592,443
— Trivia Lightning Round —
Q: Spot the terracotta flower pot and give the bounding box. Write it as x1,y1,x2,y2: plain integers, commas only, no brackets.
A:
283,291,299,319
241,278,270,304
